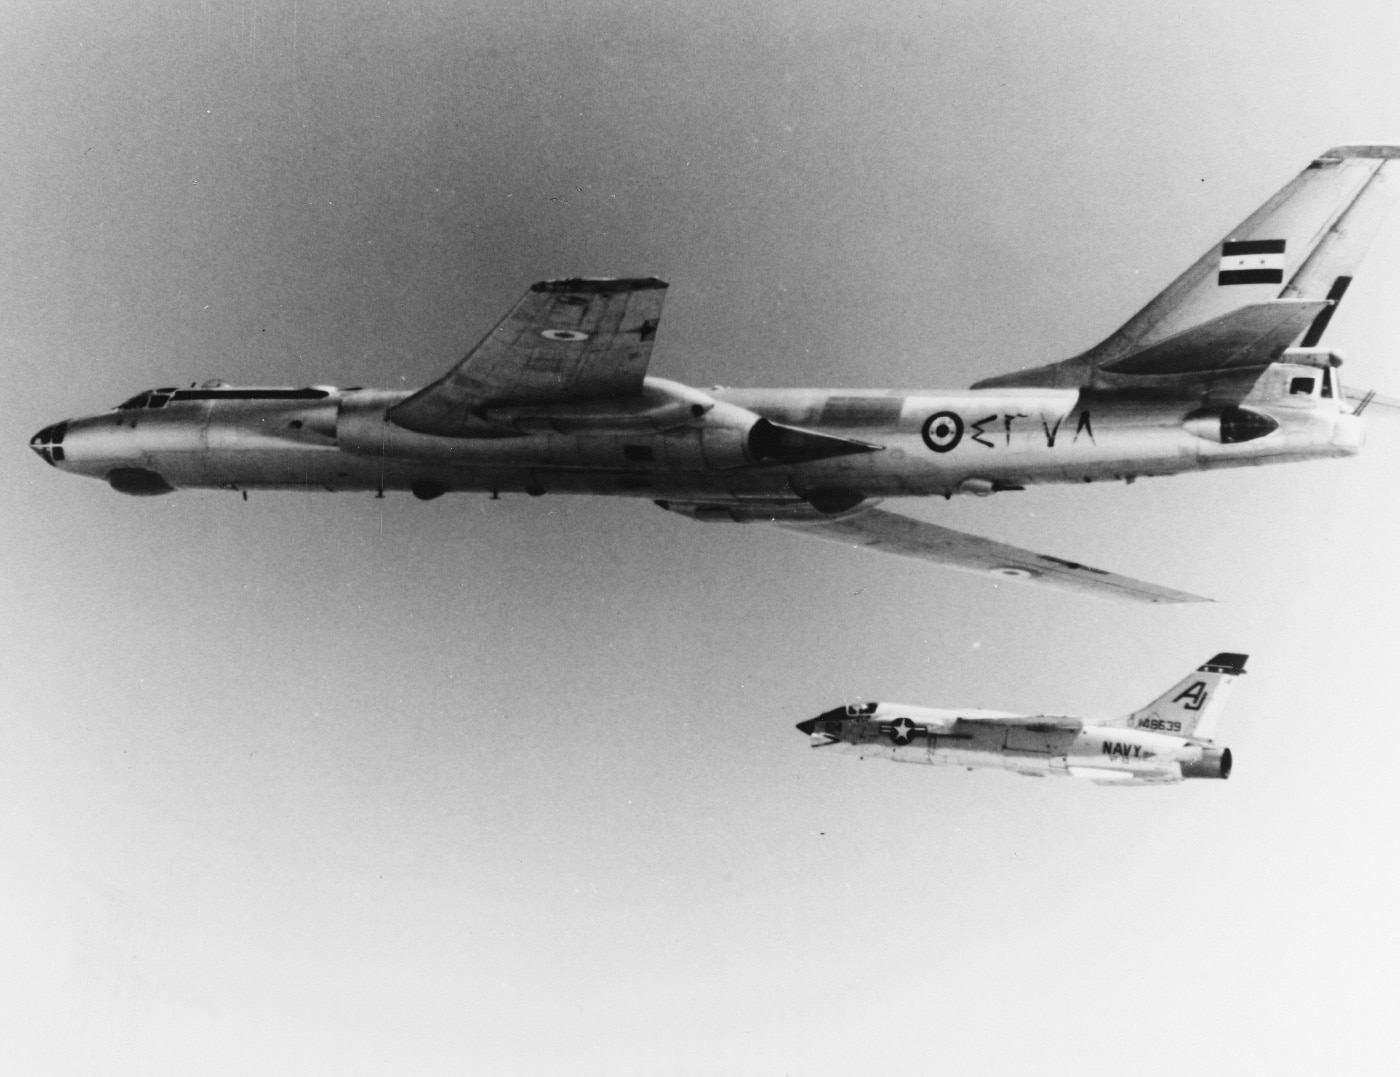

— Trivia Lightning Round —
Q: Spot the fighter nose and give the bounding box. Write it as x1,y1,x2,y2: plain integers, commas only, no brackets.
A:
796,717,819,735
30,422,68,467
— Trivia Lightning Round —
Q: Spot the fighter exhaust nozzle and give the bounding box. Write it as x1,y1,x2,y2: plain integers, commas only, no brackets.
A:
1180,745,1232,780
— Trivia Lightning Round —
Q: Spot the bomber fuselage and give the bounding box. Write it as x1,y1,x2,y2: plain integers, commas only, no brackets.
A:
32,354,1361,507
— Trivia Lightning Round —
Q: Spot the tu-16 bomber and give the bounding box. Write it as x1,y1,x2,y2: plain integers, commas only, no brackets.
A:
798,653,1247,785
30,146,1400,602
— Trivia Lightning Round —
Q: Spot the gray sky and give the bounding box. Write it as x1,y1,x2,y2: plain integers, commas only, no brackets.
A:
6,1,1400,1073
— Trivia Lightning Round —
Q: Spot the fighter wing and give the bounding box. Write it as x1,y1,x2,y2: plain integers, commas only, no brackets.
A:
389,277,668,436
954,714,1083,731
773,508,1209,604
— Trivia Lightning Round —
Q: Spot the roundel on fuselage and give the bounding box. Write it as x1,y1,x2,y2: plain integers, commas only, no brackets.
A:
921,411,963,453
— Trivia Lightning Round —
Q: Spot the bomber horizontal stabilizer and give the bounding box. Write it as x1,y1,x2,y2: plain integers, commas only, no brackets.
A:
1097,299,1328,376
773,508,1209,604
1345,387,1400,415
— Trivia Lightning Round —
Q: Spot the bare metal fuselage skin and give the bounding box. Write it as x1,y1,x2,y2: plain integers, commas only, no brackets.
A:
35,355,1364,505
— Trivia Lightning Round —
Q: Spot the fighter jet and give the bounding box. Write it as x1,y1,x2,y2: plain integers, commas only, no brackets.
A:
797,653,1247,785
31,146,1400,603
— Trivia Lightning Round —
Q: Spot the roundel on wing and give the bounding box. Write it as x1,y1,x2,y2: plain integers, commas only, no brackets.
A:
921,411,963,453
540,329,591,342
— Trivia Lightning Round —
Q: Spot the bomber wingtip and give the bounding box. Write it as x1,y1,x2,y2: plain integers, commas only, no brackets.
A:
1317,144,1400,161
530,276,669,293
1142,590,1213,605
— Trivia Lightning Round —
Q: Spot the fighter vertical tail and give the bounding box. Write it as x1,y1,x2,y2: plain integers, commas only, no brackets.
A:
1108,653,1248,741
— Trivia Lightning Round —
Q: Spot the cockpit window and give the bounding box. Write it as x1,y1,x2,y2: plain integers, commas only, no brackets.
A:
113,387,331,410
1289,376,1316,396
171,387,331,402
1322,368,1335,398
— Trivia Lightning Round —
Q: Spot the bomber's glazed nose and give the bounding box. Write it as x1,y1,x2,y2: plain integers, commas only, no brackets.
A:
30,422,68,466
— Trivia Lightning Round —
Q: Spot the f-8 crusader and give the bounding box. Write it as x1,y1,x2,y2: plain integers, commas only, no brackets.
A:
31,147,1400,603
797,653,1247,785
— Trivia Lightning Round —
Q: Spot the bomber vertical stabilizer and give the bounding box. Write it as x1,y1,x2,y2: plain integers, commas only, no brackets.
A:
974,146,1400,388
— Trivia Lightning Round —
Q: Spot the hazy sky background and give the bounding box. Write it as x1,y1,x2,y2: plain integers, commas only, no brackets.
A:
6,2,1400,1073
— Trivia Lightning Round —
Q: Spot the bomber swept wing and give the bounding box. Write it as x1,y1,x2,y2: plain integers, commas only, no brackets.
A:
390,277,669,436
661,502,1208,604
778,508,1207,604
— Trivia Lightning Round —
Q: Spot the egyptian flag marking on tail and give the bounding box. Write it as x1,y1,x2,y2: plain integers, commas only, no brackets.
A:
1219,239,1286,285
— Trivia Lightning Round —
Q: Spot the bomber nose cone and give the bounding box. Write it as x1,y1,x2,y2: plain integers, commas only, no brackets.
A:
29,422,67,467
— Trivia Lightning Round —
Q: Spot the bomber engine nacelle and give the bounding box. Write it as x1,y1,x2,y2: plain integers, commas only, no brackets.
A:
337,383,877,470
656,398,880,470
1180,745,1232,779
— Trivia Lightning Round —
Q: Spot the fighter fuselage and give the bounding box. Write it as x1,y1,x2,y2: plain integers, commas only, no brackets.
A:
797,702,1232,784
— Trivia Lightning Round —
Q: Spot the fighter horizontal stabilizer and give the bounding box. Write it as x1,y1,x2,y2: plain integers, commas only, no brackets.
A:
773,508,1209,604
1097,300,1328,377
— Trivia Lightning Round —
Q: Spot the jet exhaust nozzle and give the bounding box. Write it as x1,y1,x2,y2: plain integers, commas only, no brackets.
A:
1180,746,1232,780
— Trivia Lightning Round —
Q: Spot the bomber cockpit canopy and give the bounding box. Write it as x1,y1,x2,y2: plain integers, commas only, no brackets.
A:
114,386,333,410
